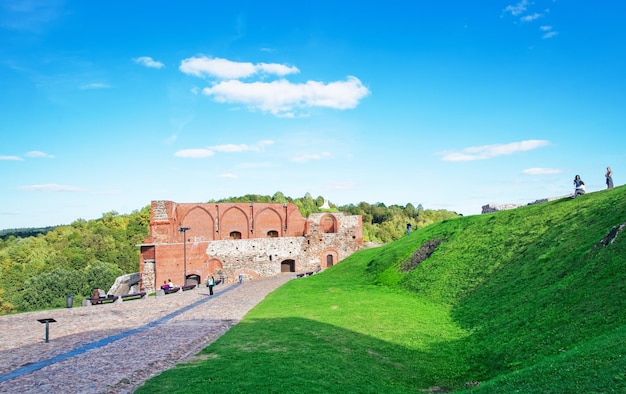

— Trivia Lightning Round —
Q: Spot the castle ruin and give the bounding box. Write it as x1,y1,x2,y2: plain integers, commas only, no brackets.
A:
138,201,362,293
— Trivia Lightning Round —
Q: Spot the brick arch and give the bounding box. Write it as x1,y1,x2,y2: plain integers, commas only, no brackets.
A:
255,207,284,237
320,213,338,234
322,248,339,268
220,206,250,239
208,258,223,276
181,206,215,241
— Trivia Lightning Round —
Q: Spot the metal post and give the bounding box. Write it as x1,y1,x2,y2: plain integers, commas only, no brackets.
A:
179,227,190,286
37,318,56,343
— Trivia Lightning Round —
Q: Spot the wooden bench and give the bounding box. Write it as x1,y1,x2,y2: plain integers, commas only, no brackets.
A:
89,289,119,305
120,291,147,301
182,284,196,291
163,286,180,294
296,273,305,278
90,295,119,305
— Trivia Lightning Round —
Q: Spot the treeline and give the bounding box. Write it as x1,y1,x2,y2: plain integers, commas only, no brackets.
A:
0,193,458,314
215,192,460,243
0,226,56,240
0,207,150,314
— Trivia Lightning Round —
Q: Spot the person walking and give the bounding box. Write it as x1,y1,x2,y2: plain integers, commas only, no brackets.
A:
207,276,215,295
606,167,614,189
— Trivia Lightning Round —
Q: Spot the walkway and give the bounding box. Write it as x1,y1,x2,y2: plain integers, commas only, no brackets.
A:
0,274,292,393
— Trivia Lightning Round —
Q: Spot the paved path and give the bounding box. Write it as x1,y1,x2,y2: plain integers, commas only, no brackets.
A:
0,274,293,393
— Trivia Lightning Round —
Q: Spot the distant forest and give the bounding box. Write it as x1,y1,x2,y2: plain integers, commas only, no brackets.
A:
0,193,459,314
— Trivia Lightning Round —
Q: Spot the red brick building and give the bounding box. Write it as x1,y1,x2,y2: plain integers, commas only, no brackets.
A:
138,201,362,292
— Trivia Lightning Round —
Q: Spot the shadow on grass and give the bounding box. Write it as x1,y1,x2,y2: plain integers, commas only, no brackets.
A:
136,316,469,394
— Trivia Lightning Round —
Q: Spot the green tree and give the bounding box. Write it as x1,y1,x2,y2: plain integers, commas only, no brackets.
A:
83,260,123,296
19,268,85,310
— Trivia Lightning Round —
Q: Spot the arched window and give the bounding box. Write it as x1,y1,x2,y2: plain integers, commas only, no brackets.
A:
267,230,279,238
230,231,242,240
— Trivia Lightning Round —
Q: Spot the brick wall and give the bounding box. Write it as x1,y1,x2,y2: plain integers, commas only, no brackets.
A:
139,201,362,292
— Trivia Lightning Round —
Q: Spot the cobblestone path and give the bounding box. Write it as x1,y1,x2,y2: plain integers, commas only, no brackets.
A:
0,274,292,393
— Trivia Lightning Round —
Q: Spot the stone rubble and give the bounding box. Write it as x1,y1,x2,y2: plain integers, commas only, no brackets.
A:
0,274,293,393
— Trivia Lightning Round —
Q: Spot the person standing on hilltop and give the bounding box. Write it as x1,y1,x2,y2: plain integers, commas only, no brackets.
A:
573,175,586,198
606,167,614,189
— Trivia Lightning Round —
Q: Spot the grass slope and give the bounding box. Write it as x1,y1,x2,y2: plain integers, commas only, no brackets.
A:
137,186,626,393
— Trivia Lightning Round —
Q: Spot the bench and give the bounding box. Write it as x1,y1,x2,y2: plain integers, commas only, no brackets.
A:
89,289,119,305
120,291,147,301
296,273,305,278
163,286,180,294
90,294,119,305
182,284,196,291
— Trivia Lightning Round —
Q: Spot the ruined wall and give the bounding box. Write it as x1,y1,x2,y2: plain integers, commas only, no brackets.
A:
139,201,362,293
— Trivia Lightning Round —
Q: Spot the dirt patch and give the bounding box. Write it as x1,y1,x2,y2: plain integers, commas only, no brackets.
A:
400,239,444,272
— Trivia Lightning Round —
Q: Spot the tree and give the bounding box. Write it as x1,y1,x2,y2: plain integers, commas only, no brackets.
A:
19,268,84,311
83,260,123,295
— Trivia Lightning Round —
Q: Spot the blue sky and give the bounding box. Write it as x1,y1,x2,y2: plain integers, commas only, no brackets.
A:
1,1,625,229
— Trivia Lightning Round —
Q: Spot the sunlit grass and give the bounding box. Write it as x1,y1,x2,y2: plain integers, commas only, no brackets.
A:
137,186,626,393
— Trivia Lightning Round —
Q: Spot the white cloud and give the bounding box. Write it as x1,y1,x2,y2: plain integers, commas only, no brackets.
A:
503,0,528,16
25,150,54,158
133,56,165,69
79,82,110,90
179,56,299,79
174,148,215,158
291,152,331,163
210,140,274,153
175,140,273,159
522,167,563,175
202,77,370,117
0,155,23,161
521,12,542,22
441,139,550,162
180,56,369,116
219,173,238,179
542,31,558,39
540,25,552,31
18,184,81,192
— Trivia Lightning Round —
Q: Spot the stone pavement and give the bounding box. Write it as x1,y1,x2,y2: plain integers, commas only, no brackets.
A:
0,274,293,393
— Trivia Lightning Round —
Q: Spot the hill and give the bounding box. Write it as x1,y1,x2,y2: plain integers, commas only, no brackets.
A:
136,186,626,393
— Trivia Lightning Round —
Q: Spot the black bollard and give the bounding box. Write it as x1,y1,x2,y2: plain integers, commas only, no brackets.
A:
37,318,57,343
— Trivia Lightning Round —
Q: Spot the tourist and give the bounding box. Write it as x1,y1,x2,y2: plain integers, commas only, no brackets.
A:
573,175,586,198
161,280,170,291
168,279,175,288
606,167,614,189
207,276,215,295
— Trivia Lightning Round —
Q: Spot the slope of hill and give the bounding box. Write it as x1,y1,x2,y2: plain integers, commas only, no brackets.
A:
135,186,626,392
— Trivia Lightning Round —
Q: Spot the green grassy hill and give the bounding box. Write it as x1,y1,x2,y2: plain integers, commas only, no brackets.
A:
137,186,626,393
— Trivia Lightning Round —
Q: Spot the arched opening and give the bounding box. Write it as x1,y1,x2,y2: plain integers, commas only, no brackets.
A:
281,259,295,272
326,254,334,267
186,274,201,286
320,214,337,233
267,230,278,238
230,231,242,240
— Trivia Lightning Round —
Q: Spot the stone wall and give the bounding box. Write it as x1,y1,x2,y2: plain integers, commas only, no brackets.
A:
481,196,567,214
139,201,362,293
